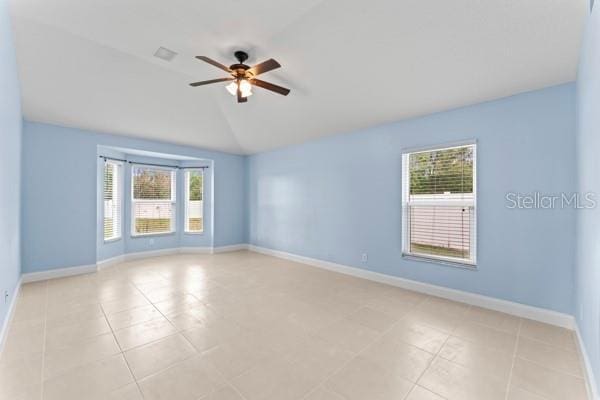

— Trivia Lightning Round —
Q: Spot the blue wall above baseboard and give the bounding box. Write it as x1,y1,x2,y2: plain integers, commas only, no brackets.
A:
0,0,23,334
248,83,577,314
575,2,600,395
21,121,247,273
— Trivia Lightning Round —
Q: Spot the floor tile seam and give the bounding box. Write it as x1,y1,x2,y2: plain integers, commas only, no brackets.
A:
39,284,49,400
504,317,522,400
126,281,208,378
412,321,455,400
99,297,146,400
461,317,524,337
107,313,167,333
513,354,587,380
130,349,201,383
443,331,519,356
103,302,162,319
404,384,450,400
516,333,578,353
297,308,423,400
127,281,185,339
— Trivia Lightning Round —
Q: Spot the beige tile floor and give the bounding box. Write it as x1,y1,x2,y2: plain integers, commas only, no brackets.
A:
0,251,589,400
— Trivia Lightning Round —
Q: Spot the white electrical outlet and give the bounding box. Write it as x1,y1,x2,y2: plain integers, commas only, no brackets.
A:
4,290,8,304
361,253,368,262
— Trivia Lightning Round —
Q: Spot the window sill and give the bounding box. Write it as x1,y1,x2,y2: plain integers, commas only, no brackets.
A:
131,232,176,238
402,252,477,270
103,237,122,244
184,231,204,235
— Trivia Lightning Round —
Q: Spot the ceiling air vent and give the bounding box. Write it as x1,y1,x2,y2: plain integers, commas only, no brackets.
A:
154,47,178,61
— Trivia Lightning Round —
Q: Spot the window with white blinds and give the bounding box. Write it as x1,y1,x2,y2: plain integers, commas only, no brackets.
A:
402,143,476,265
131,166,176,236
185,170,204,233
103,161,122,241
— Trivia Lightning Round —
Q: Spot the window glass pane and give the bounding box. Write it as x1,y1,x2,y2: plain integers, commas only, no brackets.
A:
409,146,473,198
408,205,472,260
186,170,203,233
103,162,121,240
132,166,175,235
132,167,173,200
134,202,173,234
404,144,476,264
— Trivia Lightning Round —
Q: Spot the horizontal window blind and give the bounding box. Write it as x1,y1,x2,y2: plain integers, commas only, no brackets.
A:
407,205,473,260
131,166,176,235
103,161,121,241
408,146,474,200
403,144,476,264
185,170,204,233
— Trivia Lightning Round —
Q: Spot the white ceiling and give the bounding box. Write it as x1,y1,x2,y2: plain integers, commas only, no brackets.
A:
9,0,588,155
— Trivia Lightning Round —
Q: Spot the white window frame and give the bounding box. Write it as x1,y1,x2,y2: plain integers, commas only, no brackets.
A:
130,165,177,237
184,169,204,234
103,160,123,242
401,141,477,267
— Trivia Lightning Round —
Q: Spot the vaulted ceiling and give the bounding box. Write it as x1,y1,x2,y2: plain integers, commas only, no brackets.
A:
9,0,588,154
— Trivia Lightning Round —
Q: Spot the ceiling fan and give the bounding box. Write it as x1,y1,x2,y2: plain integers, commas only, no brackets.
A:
189,51,290,103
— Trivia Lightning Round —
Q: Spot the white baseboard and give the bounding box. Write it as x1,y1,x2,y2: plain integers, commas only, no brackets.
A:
96,245,247,270
178,247,213,254
20,244,247,284
213,244,249,253
21,264,97,283
96,254,125,270
247,244,575,329
0,277,22,356
124,248,181,261
575,323,599,400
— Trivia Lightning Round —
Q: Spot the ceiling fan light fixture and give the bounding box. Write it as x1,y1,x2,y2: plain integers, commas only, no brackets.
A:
191,52,289,102
226,79,252,98
225,81,237,96
239,79,253,97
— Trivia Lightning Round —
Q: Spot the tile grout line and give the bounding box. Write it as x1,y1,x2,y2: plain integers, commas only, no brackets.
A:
405,303,526,400
109,274,193,397
39,282,49,400
406,304,472,400
123,274,244,398
222,381,251,400
9,253,585,400
513,335,587,380
504,317,522,400
139,266,261,400
99,300,146,399
298,294,435,400
129,276,211,356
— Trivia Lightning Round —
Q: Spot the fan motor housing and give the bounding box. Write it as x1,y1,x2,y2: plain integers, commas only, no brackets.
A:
234,50,249,64
230,64,250,71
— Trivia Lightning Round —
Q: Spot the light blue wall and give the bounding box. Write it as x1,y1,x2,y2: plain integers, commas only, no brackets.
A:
0,0,22,329
575,3,600,393
22,121,246,273
248,84,577,314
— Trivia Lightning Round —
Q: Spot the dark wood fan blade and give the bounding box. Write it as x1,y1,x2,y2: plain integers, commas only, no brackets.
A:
251,79,290,96
237,86,247,103
195,56,232,72
189,77,234,87
247,59,281,76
